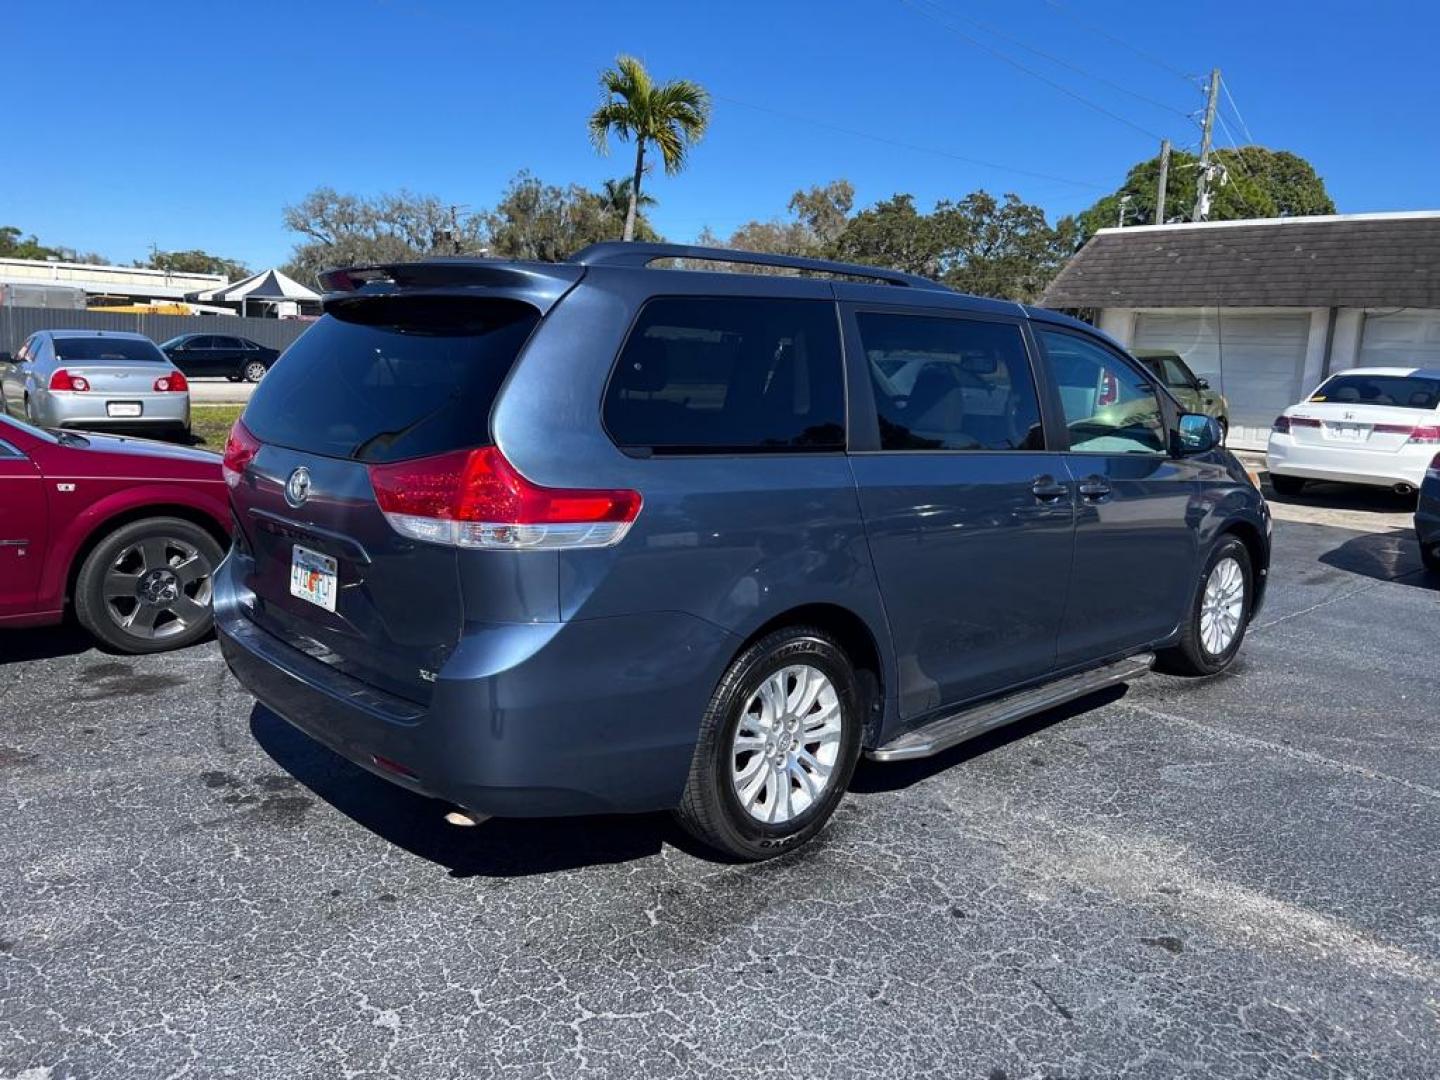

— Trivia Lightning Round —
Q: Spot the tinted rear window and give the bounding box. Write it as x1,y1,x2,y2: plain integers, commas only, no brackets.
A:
52,337,165,364
242,296,540,463
1312,373,1440,410
603,296,845,453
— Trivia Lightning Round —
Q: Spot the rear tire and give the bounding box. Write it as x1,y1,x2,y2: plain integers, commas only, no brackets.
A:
1157,536,1253,676
1270,473,1305,497
674,626,862,861
242,360,268,383
74,517,223,654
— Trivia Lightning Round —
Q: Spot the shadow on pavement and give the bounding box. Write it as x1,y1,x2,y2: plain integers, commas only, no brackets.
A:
1262,479,1417,516
0,621,95,663
850,683,1129,795
1318,527,1436,589
249,704,693,877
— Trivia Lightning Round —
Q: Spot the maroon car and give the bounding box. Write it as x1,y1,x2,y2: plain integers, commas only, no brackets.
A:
0,413,230,653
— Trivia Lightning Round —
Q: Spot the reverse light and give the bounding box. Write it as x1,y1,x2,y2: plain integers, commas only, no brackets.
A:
368,446,642,550
154,371,189,392
49,369,90,392
221,419,260,488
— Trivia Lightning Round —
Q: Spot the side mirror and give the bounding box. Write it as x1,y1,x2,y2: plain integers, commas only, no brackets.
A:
1195,377,1210,390
1175,413,1221,455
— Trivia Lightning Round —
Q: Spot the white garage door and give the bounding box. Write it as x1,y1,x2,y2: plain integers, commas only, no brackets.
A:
1358,309,1440,368
1132,311,1312,449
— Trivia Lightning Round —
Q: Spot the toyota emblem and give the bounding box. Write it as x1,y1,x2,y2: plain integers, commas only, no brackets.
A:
284,467,312,508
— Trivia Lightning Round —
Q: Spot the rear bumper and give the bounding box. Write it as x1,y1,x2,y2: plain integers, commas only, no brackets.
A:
215,556,734,817
1266,434,1432,489
36,390,190,429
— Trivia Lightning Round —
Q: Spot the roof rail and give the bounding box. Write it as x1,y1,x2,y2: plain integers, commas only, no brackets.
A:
568,241,949,291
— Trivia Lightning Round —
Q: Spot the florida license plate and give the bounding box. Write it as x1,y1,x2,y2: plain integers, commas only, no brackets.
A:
107,402,142,418
290,545,337,612
1329,423,1366,442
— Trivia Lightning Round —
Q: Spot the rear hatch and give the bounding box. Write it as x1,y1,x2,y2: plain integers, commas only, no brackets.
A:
230,267,579,704
1287,372,1440,452
51,336,173,397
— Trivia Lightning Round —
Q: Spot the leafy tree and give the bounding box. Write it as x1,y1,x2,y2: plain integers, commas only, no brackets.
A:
141,248,250,281
280,186,484,285
699,180,855,269
0,226,108,264
588,55,710,242
832,191,1075,301
1077,146,1336,238
485,171,659,261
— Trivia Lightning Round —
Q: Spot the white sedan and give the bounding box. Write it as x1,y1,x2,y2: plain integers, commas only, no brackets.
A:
1266,367,1440,497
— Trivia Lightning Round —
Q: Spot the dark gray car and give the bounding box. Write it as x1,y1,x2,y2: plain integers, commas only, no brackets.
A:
215,243,1271,860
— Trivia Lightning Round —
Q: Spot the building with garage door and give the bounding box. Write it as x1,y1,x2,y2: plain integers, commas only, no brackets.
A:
1040,211,1440,448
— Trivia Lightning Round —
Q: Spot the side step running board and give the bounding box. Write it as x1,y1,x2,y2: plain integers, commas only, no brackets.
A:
867,653,1155,762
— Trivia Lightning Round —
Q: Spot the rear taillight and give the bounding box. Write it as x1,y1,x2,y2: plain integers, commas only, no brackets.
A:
154,371,189,392
1274,415,1319,433
1271,415,1290,434
49,369,90,392
1407,425,1440,445
222,419,261,488
368,446,642,550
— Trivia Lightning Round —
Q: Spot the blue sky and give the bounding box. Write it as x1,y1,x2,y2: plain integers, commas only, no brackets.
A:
8,0,1438,270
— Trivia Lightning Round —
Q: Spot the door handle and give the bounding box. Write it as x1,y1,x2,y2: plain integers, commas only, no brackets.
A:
1078,476,1112,501
1030,475,1068,502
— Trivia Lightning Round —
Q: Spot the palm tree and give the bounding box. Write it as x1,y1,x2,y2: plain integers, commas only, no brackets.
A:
588,55,711,242
601,177,656,222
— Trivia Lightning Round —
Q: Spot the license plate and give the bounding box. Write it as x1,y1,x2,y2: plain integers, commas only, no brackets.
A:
290,545,338,612
107,402,142,418
1328,423,1367,442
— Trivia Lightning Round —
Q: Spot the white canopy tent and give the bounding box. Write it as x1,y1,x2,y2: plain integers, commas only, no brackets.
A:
188,268,321,317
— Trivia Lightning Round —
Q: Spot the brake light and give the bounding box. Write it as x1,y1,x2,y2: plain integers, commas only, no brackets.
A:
222,419,261,488
368,446,642,550
1098,371,1119,407
1407,425,1440,444
154,371,189,392
1272,415,1289,434
49,369,90,392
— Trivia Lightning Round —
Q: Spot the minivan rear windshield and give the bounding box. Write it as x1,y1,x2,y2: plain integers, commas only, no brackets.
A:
241,296,540,463
53,337,166,364
1312,373,1440,410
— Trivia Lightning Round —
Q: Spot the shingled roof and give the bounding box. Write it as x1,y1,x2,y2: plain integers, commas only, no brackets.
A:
1041,211,1440,309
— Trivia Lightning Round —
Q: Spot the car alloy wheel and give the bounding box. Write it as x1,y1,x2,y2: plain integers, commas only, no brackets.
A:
1199,556,1245,656
243,361,268,383
730,664,843,824
102,535,215,642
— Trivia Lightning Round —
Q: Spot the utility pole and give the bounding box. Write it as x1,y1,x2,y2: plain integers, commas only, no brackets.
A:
1116,193,1132,228
1192,67,1221,221
1155,138,1171,225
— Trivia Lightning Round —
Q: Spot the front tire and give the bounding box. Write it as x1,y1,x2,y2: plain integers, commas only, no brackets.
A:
1158,536,1253,676
1270,473,1305,497
74,517,224,654
675,626,863,861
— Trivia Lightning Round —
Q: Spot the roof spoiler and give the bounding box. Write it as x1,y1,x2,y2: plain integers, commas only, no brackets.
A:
317,259,584,313
569,242,950,292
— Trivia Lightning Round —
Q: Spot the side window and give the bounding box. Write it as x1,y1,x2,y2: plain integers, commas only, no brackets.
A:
1038,330,1166,454
857,312,1043,451
1160,357,1196,389
189,336,215,349
215,337,243,350
604,296,845,453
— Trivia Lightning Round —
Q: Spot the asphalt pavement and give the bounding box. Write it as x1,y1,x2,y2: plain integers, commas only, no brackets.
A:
1,520,1437,1079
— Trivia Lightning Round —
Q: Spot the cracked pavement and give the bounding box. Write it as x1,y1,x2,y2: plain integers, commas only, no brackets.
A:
2,520,1438,1079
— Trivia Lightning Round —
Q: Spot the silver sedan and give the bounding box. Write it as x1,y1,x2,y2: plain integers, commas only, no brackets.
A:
2,330,190,435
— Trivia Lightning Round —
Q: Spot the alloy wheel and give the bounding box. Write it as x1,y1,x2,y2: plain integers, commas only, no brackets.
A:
731,664,844,824
243,361,268,383
1199,556,1245,655
102,536,214,641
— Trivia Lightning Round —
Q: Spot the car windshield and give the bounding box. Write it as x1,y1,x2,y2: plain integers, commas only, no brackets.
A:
52,337,167,364
1312,373,1440,410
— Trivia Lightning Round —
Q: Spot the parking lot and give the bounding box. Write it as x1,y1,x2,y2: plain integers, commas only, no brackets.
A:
1,516,1437,1079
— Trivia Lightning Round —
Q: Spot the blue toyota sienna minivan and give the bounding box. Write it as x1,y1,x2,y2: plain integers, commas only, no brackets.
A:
216,242,1270,860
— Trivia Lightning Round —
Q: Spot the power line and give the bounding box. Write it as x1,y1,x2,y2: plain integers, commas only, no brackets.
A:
1042,0,1202,88
713,94,1107,189
1220,76,1257,145
895,0,1169,142
912,0,1194,121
